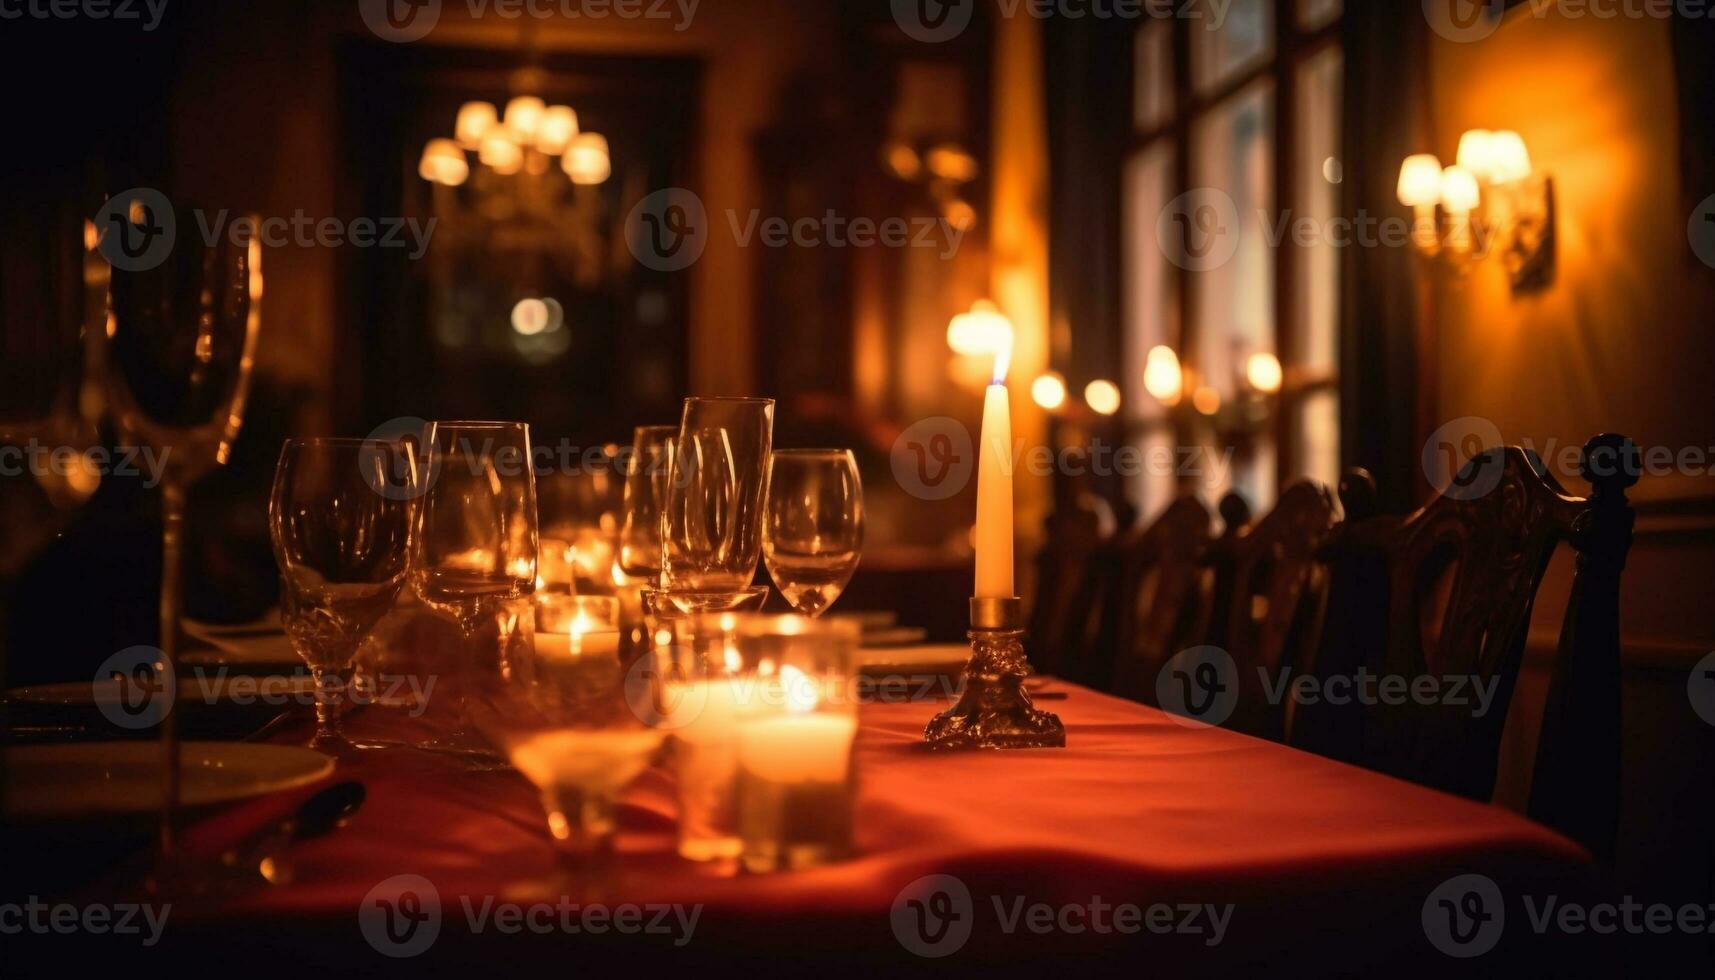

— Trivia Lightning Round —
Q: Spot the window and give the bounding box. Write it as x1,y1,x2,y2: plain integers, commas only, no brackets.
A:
1122,0,1343,519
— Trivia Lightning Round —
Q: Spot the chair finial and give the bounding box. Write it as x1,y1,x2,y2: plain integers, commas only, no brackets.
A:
1580,434,1640,497
1338,468,1379,520
1218,492,1251,535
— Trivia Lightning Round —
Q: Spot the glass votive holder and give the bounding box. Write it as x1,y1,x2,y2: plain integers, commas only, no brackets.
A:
533,595,623,706
736,701,858,873
647,613,859,873
728,615,860,873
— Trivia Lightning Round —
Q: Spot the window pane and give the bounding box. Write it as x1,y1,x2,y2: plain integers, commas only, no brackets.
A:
1134,19,1173,132
1123,141,1178,514
1293,44,1341,377
1190,80,1274,403
1297,0,1342,31
1191,0,1273,95
1190,80,1274,510
1296,388,1340,493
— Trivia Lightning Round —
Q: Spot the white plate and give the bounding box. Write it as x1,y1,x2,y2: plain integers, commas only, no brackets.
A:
8,674,315,706
856,642,971,674
3,741,333,819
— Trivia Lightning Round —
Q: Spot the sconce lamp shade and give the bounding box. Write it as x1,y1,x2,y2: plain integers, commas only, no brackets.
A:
1397,154,1444,207
504,96,547,142
562,133,612,184
455,101,498,149
1488,130,1532,183
536,105,580,155
479,130,524,175
418,138,470,186
1457,130,1495,183
1440,166,1482,214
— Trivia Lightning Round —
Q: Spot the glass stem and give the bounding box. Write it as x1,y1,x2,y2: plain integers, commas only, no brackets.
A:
310,665,354,742
157,480,185,864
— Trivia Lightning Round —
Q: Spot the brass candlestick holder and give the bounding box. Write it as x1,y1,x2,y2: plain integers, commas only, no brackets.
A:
924,597,1066,750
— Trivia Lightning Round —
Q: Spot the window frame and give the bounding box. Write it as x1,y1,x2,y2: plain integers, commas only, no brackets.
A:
1124,0,1344,507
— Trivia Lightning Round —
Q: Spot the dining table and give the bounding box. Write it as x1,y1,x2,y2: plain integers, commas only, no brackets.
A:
11,662,1602,976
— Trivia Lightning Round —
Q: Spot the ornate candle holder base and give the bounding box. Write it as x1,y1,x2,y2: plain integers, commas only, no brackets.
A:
924,598,1065,751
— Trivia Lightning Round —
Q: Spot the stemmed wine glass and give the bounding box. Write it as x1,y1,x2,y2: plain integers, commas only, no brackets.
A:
662,398,774,594
103,197,260,855
471,641,663,900
410,421,539,752
763,450,864,617
616,425,676,587
269,439,416,751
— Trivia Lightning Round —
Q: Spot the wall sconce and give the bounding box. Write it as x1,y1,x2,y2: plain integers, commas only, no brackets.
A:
1396,130,1555,292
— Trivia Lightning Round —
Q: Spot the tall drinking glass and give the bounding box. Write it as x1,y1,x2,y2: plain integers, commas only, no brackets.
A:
410,422,539,751
662,398,774,593
616,425,676,587
104,198,261,857
763,450,864,617
269,439,416,750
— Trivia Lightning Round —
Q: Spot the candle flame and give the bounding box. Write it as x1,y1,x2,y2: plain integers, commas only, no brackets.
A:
780,665,819,714
992,335,1013,386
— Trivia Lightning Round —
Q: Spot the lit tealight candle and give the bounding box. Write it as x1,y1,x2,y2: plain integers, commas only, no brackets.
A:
735,666,858,871
536,595,621,660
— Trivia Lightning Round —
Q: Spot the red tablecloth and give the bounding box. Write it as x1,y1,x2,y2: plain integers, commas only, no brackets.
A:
36,685,1600,975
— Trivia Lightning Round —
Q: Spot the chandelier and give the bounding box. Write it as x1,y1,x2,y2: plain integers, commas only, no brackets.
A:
419,95,612,188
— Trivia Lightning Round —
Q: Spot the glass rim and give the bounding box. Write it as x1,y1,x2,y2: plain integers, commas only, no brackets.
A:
280,437,409,450
681,397,776,406
428,420,530,430
685,610,862,639
772,448,855,459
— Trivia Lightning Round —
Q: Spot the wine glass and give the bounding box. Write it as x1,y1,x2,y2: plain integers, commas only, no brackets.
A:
103,197,260,855
269,439,416,750
763,450,864,617
537,444,623,596
662,398,774,594
617,425,676,587
410,422,538,754
471,622,664,899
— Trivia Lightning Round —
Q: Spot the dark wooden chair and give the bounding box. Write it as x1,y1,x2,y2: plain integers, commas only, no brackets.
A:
1203,481,1336,740
1024,499,1107,680
1106,497,1216,704
1291,435,1638,861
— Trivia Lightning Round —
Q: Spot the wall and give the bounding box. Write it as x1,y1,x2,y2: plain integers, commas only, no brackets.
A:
171,0,839,405
1427,3,1715,903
